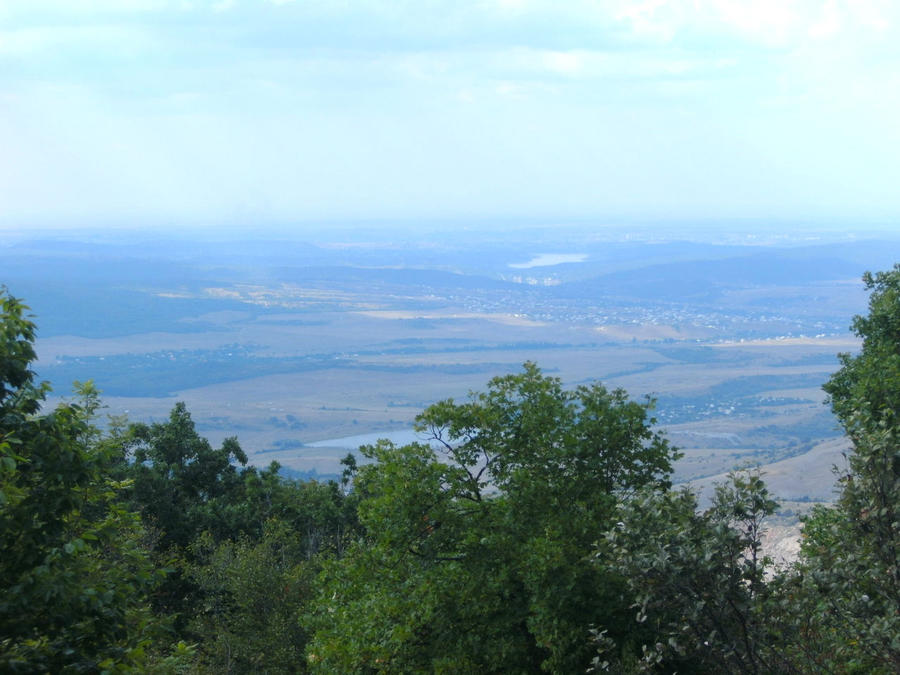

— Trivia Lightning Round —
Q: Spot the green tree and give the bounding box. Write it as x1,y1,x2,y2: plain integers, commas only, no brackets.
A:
0,291,170,672
598,472,784,674
794,265,900,672
186,521,315,673
824,265,900,437
125,402,249,552
116,393,364,656
181,466,359,673
305,362,678,673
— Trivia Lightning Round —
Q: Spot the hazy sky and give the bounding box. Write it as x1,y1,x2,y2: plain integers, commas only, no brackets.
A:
2,1,899,229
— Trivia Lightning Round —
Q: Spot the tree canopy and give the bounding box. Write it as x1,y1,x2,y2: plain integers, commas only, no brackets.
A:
306,363,679,672
5,264,900,673
0,291,165,671
801,264,900,672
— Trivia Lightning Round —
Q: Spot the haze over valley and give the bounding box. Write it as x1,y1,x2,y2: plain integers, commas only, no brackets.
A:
7,223,897,506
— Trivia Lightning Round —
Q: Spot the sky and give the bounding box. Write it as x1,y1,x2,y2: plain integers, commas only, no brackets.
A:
2,0,900,230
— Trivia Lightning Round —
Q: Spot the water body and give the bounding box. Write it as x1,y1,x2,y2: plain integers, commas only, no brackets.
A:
306,428,429,449
508,253,588,269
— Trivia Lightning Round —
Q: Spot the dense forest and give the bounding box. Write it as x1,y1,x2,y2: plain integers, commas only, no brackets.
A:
2,267,900,673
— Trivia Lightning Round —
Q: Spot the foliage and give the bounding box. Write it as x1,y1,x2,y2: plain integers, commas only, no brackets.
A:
598,471,784,673
181,469,359,673
186,521,314,673
0,290,169,672
794,264,900,673
124,402,249,552
824,265,900,437
305,362,679,673
118,401,360,652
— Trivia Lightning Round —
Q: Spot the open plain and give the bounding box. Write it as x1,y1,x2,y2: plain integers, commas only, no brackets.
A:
7,227,892,504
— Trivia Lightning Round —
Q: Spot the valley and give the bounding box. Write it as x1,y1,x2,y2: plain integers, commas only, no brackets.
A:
7,225,893,501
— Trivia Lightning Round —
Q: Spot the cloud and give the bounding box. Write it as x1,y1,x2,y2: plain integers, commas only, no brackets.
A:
604,0,898,50
2,0,900,225
541,50,582,75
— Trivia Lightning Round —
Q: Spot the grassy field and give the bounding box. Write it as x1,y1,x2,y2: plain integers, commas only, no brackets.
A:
20,231,887,499
38,306,854,498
